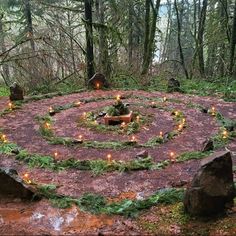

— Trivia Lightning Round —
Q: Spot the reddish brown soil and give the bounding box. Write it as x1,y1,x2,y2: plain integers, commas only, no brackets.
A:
0,90,235,235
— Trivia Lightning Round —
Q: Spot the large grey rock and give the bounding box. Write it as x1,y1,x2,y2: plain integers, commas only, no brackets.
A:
184,151,235,216
9,82,24,101
88,73,109,89
0,167,38,200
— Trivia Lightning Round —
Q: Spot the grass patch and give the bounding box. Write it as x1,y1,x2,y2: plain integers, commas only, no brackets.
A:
0,86,9,96
177,151,211,162
37,183,185,217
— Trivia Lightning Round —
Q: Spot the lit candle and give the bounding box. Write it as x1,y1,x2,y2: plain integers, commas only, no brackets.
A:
23,173,31,184
182,118,186,124
75,101,81,106
107,154,112,164
49,106,55,115
44,122,51,129
83,112,87,119
169,152,176,162
163,97,167,102
116,94,121,101
159,131,163,138
121,122,126,128
222,130,228,139
178,124,183,131
130,135,136,142
136,115,140,123
78,135,83,141
174,111,179,116
8,102,13,110
211,106,216,116
151,101,155,107
1,134,7,143
96,83,100,90
54,151,58,159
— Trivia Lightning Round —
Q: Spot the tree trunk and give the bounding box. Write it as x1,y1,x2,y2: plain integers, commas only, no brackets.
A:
24,0,35,52
197,0,208,78
174,0,189,79
97,0,110,78
141,0,161,75
229,0,236,75
128,1,133,67
142,0,150,74
0,14,10,86
84,0,95,81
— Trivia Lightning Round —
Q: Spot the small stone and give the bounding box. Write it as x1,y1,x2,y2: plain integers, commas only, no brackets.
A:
11,148,20,155
98,112,106,117
49,111,56,116
202,139,214,152
136,150,148,158
170,180,188,188
88,73,109,89
9,82,24,101
167,78,181,93
184,151,235,216
201,107,208,113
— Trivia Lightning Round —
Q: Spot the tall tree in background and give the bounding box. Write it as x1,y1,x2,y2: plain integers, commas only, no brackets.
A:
141,0,161,75
24,0,35,52
0,13,10,85
229,0,236,75
197,0,208,77
96,0,110,78
84,0,95,81
174,0,189,79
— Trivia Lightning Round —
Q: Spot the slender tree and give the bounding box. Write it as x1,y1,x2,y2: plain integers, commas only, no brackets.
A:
84,0,95,81
174,0,189,79
229,0,236,75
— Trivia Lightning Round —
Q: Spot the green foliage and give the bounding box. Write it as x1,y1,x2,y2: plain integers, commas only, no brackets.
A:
50,197,75,209
177,151,211,162
37,183,184,217
0,86,9,96
104,188,184,217
77,193,107,214
126,121,140,135
0,142,19,154
16,150,55,169
144,136,164,147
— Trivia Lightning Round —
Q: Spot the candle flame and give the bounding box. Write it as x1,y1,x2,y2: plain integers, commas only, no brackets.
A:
8,102,13,110
107,154,112,163
116,94,121,101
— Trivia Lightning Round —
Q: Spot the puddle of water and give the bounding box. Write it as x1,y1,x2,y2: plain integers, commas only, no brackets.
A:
0,200,115,234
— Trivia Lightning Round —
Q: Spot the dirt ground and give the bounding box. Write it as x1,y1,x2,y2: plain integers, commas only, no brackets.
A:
0,90,235,235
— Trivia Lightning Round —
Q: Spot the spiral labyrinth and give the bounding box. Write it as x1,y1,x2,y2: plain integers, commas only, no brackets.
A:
0,90,235,198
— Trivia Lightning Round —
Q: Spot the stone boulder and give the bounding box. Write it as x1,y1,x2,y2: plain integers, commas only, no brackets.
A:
9,82,24,101
88,73,109,89
184,151,235,216
167,78,181,93
201,138,214,152
0,167,38,200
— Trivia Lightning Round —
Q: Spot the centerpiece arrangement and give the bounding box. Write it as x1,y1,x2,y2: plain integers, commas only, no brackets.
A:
104,95,133,125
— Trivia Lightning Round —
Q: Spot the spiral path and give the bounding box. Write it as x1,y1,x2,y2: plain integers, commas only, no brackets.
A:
0,90,235,234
